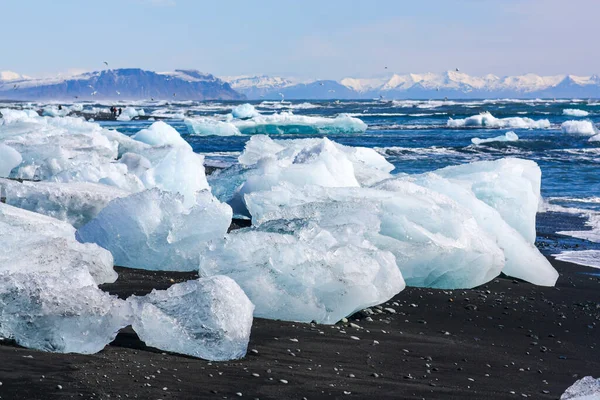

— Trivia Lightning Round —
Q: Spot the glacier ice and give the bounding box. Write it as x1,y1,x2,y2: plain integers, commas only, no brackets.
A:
0,266,129,354
0,144,21,177
244,182,505,289
140,146,209,206
560,376,600,400
234,112,368,135
471,131,518,145
0,202,118,285
184,117,242,136
561,120,597,135
76,189,232,271
563,109,589,117
199,218,405,324
231,103,260,119
117,107,145,121
0,178,129,228
448,112,550,129
131,121,190,148
433,158,541,244
185,112,367,136
127,276,254,360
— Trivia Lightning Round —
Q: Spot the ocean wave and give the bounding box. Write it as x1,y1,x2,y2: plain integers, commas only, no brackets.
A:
553,250,600,269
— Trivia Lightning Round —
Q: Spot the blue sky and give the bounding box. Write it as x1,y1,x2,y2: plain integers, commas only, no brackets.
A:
2,0,598,78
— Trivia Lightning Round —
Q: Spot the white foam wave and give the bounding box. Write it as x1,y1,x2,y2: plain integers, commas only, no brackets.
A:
554,250,600,269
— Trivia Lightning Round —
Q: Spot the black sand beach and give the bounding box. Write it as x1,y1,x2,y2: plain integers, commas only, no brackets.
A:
0,257,598,400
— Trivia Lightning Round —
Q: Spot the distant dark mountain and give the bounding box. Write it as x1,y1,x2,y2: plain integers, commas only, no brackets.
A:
0,69,244,101
223,72,600,99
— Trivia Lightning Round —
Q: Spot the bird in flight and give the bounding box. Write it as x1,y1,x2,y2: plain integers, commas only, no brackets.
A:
104,61,109,67
455,68,460,72
116,91,121,95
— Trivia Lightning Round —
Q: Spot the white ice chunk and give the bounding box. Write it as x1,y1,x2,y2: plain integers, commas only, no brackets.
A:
448,112,550,129
127,276,254,360
0,203,118,285
561,120,597,135
233,112,368,135
117,107,145,121
245,183,504,289
0,178,130,228
405,173,558,286
141,146,209,206
132,121,190,149
231,103,260,119
561,376,600,400
563,109,589,117
0,144,21,177
199,219,404,324
184,117,242,136
76,189,232,271
471,131,518,145
433,158,541,244
0,266,129,354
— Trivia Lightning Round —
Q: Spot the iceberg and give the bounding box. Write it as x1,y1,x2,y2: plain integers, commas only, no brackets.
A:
561,120,597,135
448,112,550,129
131,121,190,149
0,178,129,228
127,276,254,360
0,144,21,177
0,202,117,285
234,112,368,135
0,266,129,354
563,109,589,117
590,133,600,142
560,376,600,400
199,218,404,324
471,131,518,145
76,189,232,271
184,117,242,136
231,103,260,119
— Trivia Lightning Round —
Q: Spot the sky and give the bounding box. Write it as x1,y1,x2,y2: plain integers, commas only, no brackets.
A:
2,0,598,79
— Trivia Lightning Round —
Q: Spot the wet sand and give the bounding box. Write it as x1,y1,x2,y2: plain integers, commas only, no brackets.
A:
0,258,598,400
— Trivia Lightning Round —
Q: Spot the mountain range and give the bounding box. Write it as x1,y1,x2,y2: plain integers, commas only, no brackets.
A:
0,69,243,101
1,69,599,100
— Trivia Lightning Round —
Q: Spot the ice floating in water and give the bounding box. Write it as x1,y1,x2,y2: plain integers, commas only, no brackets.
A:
186,112,367,136
471,131,518,145
231,103,260,119
184,117,241,136
448,112,550,129
560,376,600,399
117,107,145,121
127,276,254,360
42,106,70,117
199,218,405,324
0,178,129,228
234,112,367,135
77,189,232,271
132,121,190,149
590,133,600,142
0,202,117,285
561,120,597,135
563,109,589,117
0,144,21,177
0,266,129,354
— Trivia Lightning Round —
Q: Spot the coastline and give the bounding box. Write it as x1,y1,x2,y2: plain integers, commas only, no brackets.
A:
0,257,598,399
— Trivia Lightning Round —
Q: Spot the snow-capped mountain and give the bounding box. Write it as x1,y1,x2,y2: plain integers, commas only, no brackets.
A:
0,69,244,101
0,71,32,81
221,71,600,99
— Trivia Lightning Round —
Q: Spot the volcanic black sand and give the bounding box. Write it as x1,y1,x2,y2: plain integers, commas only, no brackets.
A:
0,258,598,400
